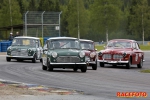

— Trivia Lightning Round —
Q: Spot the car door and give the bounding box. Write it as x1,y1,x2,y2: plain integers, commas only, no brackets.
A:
132,42,140,64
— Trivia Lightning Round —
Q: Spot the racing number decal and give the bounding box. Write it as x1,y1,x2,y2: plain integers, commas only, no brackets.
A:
135,53,138,61
37,48,40,58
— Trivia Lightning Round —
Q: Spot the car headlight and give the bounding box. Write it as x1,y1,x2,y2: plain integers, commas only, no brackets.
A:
98,52,103,56
7,47,11,51
90,52,96,58
28,48,33,52
122,52,127,57
79,51,85,58
52,52,57,58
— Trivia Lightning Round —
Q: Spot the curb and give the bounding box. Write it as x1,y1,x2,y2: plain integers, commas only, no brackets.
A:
0,79,79,95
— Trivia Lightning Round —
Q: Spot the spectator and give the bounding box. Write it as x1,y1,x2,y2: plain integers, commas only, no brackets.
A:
8,32,13,41
101,40,104,44
15,31,20,37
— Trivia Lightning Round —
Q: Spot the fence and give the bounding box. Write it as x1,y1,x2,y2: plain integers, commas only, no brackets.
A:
23,11,62,37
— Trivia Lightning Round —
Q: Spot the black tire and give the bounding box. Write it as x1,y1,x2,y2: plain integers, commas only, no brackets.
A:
126,58,131,69
41,59,47,70
92,61,97,70
40,59,42,62
81,65,87,72
137,58,143,68
32,55,36,63
42,64,47,70
47,60,53,71
6,57,11,62
73,67,78,72
100,62,104,67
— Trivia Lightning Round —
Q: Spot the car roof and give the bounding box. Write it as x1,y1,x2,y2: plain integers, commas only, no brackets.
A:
14,36,40,40
47,37,78,40
79,39,93,42
109,39,136,42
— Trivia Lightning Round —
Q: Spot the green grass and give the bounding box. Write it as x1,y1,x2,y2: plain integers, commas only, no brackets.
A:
95,45,150,51
140,69,150,73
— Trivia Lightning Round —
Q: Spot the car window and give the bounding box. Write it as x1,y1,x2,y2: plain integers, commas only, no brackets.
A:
132,43,136,49
107,41,131,48
49,39,80,49
135,42,140,49
80,42,94,50
43,43,47,49
12,38,36,47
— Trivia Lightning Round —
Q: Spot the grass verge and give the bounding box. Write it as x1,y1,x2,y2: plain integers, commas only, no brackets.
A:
140,69,150,73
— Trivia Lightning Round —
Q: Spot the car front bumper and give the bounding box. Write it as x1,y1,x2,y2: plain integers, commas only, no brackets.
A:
97,59,129,64
50,62,86,65
6,55,34,59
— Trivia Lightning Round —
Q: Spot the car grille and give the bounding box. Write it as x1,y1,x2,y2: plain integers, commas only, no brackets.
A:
113,54,123,59
102,54,111,59
57,56,80,63
11,50,28,56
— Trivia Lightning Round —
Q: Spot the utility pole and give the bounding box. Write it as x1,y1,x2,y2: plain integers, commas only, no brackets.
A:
9,0,13,33
77,0,80,39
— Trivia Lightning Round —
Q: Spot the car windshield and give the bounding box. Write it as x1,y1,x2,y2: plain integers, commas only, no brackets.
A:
49,39,80,49
12,38,36,47
107,41,131,48
80,41,94,50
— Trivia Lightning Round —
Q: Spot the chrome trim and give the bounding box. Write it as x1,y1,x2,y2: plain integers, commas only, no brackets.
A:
97,59,128,63
86,61,96,64
6,55,34,58
50,62,86,65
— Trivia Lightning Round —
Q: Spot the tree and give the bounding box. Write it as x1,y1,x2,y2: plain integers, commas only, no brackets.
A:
128,0,150,44
28,0,39,11
38,0,60,11
66,0,89,38
0,0,22,30
90,0,122,43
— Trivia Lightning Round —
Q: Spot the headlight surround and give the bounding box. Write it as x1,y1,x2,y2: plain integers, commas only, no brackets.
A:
79,51,85,58
52,52,57,58
90,52,96,58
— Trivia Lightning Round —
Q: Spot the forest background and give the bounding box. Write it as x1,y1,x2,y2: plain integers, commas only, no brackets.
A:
0,0,150,43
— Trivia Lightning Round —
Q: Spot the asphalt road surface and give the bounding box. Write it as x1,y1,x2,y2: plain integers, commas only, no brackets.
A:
0,52,150,100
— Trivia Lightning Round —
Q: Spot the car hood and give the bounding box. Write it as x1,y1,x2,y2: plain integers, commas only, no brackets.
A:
100,48,132,54
50,49,81,56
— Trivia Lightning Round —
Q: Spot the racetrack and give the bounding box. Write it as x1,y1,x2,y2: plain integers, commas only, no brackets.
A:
0,52,150,100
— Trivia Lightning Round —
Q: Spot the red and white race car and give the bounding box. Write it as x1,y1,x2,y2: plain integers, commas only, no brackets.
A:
98,39,144,69
80,39,97,70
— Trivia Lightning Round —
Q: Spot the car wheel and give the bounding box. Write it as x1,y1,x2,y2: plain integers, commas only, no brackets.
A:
92,61,97,70
42,64,47,70
100,62,104,67
137,58,143,68
47,60,53,71
126,58,131,69
32,55,36,63
6,57,11,62
73,67,78,72
40,59,42,62
81,65,87,72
